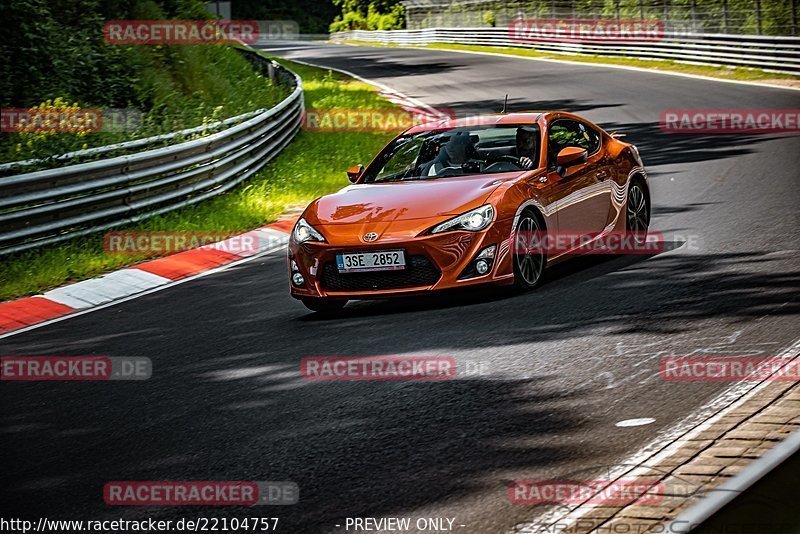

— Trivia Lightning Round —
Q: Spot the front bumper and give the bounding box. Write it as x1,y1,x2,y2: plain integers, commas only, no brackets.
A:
288,220,514,300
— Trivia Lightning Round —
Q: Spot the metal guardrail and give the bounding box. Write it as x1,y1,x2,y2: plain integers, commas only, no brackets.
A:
332,28,800,74
401,0,800,37
674,428,800,530
0,109,265,174
0,49,303,256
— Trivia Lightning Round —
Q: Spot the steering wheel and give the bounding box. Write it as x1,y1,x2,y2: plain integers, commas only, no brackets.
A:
461,159,485,173
495,155,523,165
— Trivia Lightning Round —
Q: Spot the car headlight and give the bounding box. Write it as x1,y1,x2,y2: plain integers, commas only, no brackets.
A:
431,204,494,234
293,218,326,244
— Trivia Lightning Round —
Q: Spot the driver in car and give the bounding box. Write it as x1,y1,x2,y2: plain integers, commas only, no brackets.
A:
516,127,537,169
422,131,474,176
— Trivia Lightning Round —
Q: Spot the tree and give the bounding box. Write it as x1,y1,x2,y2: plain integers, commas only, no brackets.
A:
330,0,405,32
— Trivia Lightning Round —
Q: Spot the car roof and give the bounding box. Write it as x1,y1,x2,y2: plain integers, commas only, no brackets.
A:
404,112,544,134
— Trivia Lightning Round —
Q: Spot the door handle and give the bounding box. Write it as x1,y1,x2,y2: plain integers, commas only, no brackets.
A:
596,170,609,179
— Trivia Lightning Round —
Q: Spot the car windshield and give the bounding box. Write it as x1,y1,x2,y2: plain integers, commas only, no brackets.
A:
362,124,541,183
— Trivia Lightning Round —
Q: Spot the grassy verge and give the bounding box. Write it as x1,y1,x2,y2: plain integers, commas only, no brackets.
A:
1,0,289,166
1,46,289,168
341,40,800,85
0,57,396,301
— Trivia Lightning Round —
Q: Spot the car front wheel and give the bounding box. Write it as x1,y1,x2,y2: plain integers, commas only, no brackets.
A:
512,210,546,289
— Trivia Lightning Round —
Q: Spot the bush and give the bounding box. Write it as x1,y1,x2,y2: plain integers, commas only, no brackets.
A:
0,0,286,164
330,0,405,32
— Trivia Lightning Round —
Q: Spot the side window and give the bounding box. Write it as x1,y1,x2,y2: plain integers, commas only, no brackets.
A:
547,119,600,169
579,122,601,153
372,136,424,182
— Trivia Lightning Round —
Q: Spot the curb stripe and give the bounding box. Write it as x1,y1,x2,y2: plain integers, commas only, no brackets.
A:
266,218,297,233
136,248,242,280
0,218,297,336
0,297,75,332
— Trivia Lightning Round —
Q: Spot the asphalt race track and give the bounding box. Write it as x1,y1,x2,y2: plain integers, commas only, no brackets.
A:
2,42,799,533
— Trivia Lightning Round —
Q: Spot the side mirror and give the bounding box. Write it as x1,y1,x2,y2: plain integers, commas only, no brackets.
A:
346,164,364,183
556,147,588,168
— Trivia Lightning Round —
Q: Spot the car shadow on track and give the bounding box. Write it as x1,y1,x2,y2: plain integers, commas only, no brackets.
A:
0,368,590,534
293,246,799,342
301,245,680,321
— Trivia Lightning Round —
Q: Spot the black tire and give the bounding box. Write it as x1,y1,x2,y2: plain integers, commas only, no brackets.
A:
512,209,546,290
626,179,650,244
301,298,347,315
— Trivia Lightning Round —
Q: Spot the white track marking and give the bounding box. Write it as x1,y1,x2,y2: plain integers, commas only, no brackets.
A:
615,418,656,427
337,42,800,92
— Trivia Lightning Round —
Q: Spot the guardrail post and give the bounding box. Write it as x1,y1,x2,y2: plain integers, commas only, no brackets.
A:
756,0,763,34
722,0,729,34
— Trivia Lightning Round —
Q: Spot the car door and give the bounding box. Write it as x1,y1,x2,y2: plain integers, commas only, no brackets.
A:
545,119,612,244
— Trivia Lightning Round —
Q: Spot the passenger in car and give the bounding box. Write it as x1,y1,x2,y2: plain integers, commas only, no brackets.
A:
516,127,537,169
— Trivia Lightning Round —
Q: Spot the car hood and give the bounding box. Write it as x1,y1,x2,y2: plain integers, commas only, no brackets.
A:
306,172,522,226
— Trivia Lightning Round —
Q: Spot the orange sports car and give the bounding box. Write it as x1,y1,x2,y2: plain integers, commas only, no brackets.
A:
288,112,650,313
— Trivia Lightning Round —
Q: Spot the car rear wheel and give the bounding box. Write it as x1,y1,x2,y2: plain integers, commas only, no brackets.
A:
626,180,650,244
301,298,347,315
512,211,546,289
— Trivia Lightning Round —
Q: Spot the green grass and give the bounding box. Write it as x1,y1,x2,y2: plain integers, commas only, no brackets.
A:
342,40,800,83
1,46,290,167
0,57,396,301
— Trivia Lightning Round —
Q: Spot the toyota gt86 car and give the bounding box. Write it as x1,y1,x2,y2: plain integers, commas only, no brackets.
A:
288,112,650,313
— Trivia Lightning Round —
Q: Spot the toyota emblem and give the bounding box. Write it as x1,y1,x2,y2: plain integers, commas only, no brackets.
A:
362,232,379,242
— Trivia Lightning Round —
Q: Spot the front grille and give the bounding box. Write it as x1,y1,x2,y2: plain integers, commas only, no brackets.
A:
320,255,440,291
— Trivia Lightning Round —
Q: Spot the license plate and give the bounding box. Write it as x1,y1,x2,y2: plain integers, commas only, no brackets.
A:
336,250,406,273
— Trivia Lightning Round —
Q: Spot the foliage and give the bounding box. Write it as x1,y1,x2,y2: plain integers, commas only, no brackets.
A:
330,0,405,32
0,0,286,163
231,0,338,34
9,98,95,159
